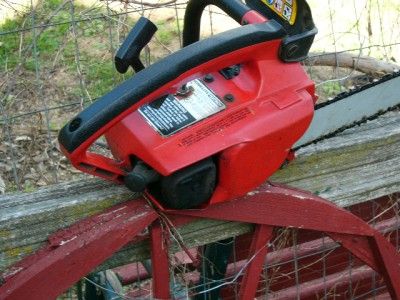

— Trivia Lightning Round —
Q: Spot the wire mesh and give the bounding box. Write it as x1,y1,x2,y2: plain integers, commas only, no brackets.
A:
1,0,400,299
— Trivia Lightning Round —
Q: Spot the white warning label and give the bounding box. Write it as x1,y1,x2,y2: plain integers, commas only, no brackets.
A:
139,79,226,136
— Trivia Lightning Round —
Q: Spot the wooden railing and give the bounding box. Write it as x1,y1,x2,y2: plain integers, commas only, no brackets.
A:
1,110,400,274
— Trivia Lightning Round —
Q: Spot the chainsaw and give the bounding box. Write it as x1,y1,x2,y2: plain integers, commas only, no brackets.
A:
0,2,395,298
58,0,400,212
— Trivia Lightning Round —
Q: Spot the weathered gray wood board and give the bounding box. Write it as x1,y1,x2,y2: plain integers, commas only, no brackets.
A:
1,111,400,273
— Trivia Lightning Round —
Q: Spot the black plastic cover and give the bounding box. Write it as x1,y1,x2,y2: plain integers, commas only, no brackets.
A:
151,158,217,209
246,0,317,61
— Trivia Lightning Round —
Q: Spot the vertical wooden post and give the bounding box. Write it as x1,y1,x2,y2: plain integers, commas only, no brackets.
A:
239,225,274,299
151,220,171,299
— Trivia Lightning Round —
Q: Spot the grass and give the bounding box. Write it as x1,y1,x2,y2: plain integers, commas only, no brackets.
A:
0,0,139,101
0,0,71,69
320,81,343,98
155,19,181,45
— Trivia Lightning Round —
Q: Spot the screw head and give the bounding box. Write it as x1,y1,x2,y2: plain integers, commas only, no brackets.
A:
286,44,299,58
224,94,235,102
204,74,214,83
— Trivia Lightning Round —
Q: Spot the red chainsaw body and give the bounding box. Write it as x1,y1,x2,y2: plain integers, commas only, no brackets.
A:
59,12,317,207
10,3,398,299
104,42,316,204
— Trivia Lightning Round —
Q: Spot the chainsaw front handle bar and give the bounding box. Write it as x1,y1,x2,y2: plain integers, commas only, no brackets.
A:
58,20,285,170
182,0,251,47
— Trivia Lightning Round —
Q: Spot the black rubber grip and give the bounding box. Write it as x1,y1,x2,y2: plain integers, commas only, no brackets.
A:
58,21,285,154
114,17,158,73
183,0,251,47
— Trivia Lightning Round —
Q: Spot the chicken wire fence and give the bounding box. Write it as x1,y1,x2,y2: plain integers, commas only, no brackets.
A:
0,0,400,299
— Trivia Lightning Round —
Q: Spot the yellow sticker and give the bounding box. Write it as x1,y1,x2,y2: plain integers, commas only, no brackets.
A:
261,0,297,25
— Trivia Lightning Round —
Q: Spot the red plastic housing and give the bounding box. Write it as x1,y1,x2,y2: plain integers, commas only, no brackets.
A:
62,14,316,206
104,44,316,205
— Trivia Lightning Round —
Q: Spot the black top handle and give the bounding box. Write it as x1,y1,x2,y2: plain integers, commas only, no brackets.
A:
58,21,285,154
182,0,252,47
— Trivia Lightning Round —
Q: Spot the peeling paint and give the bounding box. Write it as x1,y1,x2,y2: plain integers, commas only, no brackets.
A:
59,236,77,246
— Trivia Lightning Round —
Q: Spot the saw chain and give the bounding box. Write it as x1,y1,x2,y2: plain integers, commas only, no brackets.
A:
295,70,400,150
